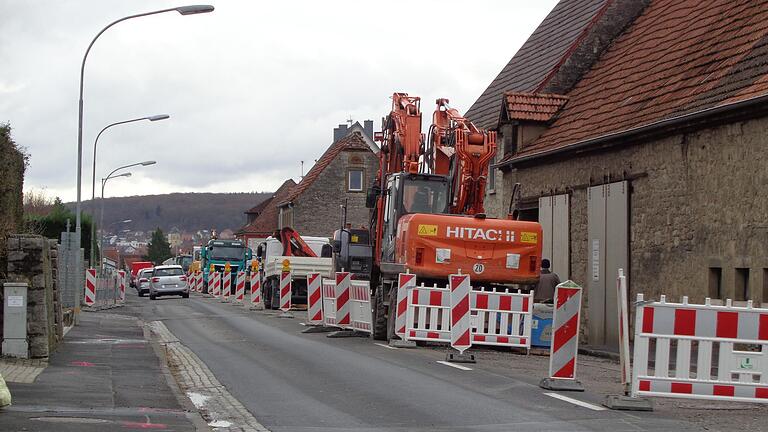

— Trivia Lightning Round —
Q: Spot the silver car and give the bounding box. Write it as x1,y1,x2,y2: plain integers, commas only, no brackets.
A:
149,265,189,300
136,268,154,297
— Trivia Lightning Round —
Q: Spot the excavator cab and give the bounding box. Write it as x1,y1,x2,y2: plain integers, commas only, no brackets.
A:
380,173,449,262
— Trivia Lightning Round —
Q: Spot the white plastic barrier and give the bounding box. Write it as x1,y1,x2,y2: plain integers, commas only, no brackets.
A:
405,283,451,343
632,294,768,404
349,280,372,333
470,288,533,349
322,278,338,327
306,273,323,324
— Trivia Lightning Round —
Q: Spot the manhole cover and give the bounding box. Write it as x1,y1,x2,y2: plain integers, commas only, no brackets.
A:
30,416,113,424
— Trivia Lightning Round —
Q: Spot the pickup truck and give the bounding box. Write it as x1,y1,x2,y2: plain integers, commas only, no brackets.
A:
257,236,333,309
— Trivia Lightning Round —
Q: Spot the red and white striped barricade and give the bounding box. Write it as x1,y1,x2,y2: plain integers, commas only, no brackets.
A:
233,271,246,305
448,274,473,361
470,288,533,349
210,271,222,298
221,271,232,302
404,283,451,344
250,272,262,309
349,280,372,334
196,271,203,293
334,272,351,328
118,270,126,302
631,295,768,404
305,273,323,325
540,280,584,391
322,278,338,327
395,273,416,339
279,271,292,312
84,268,96,306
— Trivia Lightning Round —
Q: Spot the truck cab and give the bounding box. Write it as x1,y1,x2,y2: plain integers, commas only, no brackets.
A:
332,228,373,280
201,239,252,292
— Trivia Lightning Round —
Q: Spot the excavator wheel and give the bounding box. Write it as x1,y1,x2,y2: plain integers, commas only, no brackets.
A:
372,284,388,340
386,286,398,342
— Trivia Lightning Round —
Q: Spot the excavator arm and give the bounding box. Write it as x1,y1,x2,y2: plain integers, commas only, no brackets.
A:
274,227,317,257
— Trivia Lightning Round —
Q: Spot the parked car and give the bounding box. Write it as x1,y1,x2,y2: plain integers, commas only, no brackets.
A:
149,265,189,300
130,261,154,288
136,268,154,297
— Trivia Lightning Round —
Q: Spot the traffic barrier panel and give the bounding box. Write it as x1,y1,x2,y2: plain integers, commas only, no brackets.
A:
118,270,126,302
405,283,451,343
234,271,245,304
196,271,203,293
540,280,584,391
395,273,416,339
221,271,232,302
322,278,338,327
470,288,533,349
450,274,471,354
334,272,351,327
250,272,262,309
84,268,96,306
631,295,768,404
349,280,372,333
306,273,323,324
279,271,292,312
211,271,222,298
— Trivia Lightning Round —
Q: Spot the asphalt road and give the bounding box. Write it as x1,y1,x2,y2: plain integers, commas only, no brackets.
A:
125,290,699,432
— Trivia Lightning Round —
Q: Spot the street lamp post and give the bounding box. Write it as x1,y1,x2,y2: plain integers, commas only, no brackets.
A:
90,114,169,265
98,161,156,268
75,4,213,271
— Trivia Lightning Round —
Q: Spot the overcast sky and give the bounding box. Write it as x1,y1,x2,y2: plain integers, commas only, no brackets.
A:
1,0,557,201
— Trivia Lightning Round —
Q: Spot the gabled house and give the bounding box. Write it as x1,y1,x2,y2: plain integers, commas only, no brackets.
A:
278,121,379,237
236,179,296,251
467,0,768,347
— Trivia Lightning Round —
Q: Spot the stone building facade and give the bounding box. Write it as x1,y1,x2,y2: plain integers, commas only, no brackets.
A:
278,122,378,238
466,0,768,346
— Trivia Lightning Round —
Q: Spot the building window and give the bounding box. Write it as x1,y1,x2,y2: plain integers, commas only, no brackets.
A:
487,166,496,193
763,269,768,305
735,268,750,301
348,169,363,192
708,267,722,299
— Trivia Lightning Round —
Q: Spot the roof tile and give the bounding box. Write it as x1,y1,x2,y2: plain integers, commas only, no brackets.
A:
504,92,569,122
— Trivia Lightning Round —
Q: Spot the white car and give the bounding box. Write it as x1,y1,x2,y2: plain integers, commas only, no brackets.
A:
136,268,154,297
149,265,189,300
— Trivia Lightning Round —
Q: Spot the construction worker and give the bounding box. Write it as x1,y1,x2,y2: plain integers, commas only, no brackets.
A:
535,258,560,303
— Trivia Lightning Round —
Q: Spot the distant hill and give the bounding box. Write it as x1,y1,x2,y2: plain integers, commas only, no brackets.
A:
69,192,271,235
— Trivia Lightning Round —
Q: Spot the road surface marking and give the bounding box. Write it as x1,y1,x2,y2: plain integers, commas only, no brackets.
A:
436,361,473,371
374,343,398,350
544,392,607,411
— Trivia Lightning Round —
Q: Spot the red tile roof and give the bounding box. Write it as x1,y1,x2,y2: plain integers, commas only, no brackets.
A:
503,92,569,122
466,0,610,129
237,179,295,236
281,132,372,205
513,0,768,161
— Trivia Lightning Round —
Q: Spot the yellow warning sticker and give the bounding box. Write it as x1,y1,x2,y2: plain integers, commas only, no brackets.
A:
521,232,538,244
417,224,438,236
351,235,359,243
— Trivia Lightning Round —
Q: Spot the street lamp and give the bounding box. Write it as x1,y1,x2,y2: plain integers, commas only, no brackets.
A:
98,161,157,268
74,4,213,271
90,114,169,265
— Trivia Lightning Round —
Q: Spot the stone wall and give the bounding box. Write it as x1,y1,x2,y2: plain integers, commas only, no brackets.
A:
499,116,768,340
292,149,378,238
5,234,62,358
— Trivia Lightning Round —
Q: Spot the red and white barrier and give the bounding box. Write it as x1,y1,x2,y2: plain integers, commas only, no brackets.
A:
279,271,292,312
349,280,372,333
450,274,471,354
632,294,768,404
540,280,583,391
334,272,351,327
221,272,232,302
118,270,126,302
405,283,451,343
471,289,533,348
84,268,96,306
250,271,262,309
306,273,323,325
233,271,245,304
322,278,337,327
196,271,203,293
210,271,222,298
395,273,416,339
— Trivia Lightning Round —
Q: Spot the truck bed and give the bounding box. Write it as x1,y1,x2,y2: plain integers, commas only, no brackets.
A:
263,256,333,278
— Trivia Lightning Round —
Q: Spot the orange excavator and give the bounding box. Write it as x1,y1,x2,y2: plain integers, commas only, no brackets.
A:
354,93,543,340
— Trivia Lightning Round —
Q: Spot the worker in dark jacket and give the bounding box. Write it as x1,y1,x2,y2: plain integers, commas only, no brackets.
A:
535,259,560,303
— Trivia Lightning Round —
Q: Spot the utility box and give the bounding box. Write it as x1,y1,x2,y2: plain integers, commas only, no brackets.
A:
3,282,29,358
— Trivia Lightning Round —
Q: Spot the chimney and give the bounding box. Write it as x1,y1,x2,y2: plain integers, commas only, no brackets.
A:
363,120,374,140
333,124,348,142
